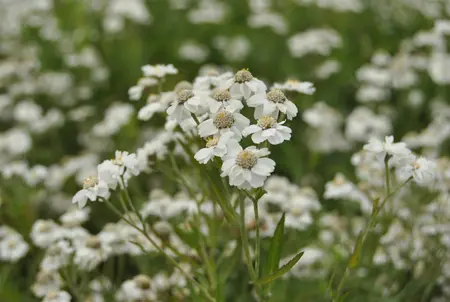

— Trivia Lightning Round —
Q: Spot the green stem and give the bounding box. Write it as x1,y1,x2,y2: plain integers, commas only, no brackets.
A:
384,155,391,196
61,268,84,301
238,198,257,281
253,199,261,279
105,198,215,302
334,175,412,301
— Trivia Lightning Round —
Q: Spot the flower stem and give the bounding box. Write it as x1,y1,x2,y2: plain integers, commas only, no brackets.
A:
239,198,257,281
384,155,391,196
333,174,412,300
253,199,261,278
104,198,215,302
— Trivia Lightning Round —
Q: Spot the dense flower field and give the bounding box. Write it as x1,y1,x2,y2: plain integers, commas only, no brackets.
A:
1,0,450,301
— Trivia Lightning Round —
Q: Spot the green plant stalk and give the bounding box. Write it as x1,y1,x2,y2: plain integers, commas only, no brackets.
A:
239,198,257,281
384,155,391,196
104,198,216,302
61,267,84,301
334,171,412,301
253,198,261,279
194,201,218,292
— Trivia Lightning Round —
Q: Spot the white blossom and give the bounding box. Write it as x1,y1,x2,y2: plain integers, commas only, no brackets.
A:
363,136,411,163
247,88,298,120
141,64,178,78
242,116,291,145
72,176,110,208
198,107,250,140
221,69,266,100
43,290,71,302
221,144,275,189
194,132,235,164
273,80,316,94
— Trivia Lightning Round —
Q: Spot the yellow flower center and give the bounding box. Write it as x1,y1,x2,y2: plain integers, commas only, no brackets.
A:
234,69,253,83
212,89,231,102
134,274,152,289
37,221,53,233
267,88,286,103
86,236,101,249
257,116,276,129
82,176,99,189
176,89,194,103
213,110,235,129
206,137,219,148
236,150,257,169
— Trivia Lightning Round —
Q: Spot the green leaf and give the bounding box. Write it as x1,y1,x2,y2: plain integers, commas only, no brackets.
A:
256,251,304,285
348,231,364,269
266,213,286,276
173,224,200,249
218,243,241,284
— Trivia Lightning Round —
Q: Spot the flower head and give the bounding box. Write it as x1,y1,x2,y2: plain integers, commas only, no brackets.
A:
221,69,267,100
363,135,411,163
247,88,298,120
198,107,249,140
221,144,275,189
72,175,110,208
273,79,316,94
242,116,292,145
141,64,178,78
194,132,235,164
207,89,244,113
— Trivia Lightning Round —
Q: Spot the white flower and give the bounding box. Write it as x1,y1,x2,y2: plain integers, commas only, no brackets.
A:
116,275,156,302
247,88,298,120
273,79,316,95
32,271,64,298
242,116,291,145
60,207,90,227
194,132,235,164
363,136,411,162
193,71,233,91
72,176,110,208
31,220,63,248
40,240,74,272
324,173,372,214
221,144,275,189
141,64,178,78
128,85,144,101
400,156,436,184
97,161,121,189
113,150,140,177
0,233,29,262
43,290,71,302
205,88,243,113
221,69,266,100
166,89,198,123
74,236,112,271
138,102,164,121
183,90,211,115
198,107,250,140
24,165,48,186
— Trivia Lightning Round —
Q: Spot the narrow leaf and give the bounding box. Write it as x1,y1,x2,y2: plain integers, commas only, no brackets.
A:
256,251,304,285
266,213,286,276
173,225,200,249
348,231,364,269
218,245,241,283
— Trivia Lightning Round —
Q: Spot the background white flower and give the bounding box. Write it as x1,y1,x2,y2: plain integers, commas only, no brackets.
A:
363,135,411,162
